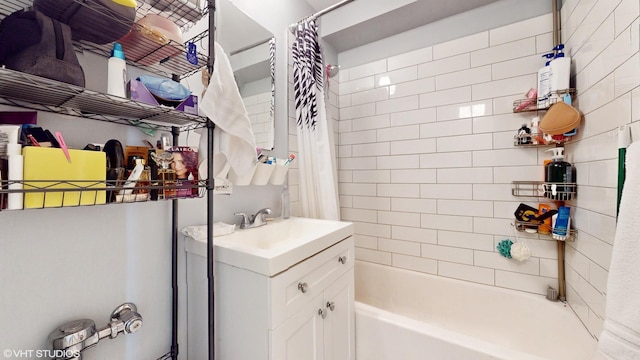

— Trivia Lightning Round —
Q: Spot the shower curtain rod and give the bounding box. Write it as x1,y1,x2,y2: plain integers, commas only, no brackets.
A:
289,0,356,32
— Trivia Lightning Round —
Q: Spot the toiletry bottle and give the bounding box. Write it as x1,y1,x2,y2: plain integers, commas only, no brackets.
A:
134,158,151,195
549,44,571,98
7,143,23,210
281,184,290,219
552,206,571,240
545,147,575,200
107,42,127,98
530,116,543,145
148,149,159,201
517,124,532,145
537,53,554,109
537,204,553,235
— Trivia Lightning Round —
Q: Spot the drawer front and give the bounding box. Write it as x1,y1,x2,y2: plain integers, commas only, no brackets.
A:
270,236,353,328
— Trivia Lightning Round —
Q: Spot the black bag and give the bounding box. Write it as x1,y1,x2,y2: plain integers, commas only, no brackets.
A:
33,0,136,45
0,9,85,87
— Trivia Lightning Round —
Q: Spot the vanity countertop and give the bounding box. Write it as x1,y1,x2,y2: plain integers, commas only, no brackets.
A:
184,217,354,276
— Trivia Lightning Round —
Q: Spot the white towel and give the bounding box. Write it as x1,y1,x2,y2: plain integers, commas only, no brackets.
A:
599,141,640,359
199,42,257,178
181,222,236,239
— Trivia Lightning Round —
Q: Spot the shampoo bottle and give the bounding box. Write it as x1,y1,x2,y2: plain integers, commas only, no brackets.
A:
545,147,575,200
107,42,127,98
537,53,554,109
549,44,571,103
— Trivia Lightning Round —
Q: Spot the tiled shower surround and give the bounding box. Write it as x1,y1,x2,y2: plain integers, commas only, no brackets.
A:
333,0,639,339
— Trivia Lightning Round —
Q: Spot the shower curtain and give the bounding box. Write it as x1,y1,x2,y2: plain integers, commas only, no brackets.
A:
292,19,340,220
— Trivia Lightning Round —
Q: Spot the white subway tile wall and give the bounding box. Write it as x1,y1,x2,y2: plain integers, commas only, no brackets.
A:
563,0,639,339
334,2,639,340
243,92,272,150
283,0,637,341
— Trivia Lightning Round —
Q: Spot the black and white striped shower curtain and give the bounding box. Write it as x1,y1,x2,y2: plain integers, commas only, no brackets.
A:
291,18,339,220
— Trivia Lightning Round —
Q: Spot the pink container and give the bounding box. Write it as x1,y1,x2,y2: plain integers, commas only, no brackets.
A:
118,14,183,66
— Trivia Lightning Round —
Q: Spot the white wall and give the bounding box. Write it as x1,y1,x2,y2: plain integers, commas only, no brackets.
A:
561,0,639,339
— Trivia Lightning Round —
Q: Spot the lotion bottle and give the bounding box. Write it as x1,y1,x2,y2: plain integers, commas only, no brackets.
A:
549,44,571,103
107,42,127,97
537,53,554,109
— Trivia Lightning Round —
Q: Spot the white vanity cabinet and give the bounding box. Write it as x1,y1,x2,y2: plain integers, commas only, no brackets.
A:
185,219,354,360
270,238,354,360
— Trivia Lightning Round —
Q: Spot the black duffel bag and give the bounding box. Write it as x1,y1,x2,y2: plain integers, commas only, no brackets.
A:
33,0,136,45
0,9,85,87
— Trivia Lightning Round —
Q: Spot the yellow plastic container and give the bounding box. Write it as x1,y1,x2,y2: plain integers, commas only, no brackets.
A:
22,147,106,208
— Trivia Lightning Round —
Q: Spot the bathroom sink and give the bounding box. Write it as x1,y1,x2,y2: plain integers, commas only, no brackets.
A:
184,217,353,276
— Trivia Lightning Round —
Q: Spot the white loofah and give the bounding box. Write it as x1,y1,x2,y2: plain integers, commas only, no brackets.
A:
510,242,531,262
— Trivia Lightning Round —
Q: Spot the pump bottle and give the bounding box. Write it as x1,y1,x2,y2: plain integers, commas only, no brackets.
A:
537,53,554,109
549,44,571,102
107,42,127,97
544,147,575,200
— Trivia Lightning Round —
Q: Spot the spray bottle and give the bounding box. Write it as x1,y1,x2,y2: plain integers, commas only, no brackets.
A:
530,116,544,145
544,147,575,200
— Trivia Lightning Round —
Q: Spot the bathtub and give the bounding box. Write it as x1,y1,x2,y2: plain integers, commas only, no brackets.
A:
355,261,600,360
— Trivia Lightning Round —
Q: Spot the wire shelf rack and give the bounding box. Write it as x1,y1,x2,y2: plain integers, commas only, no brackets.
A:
0,179,207,210
513,219,577,242
512,89,576,113
0,0,209,79
511,181,577,200
0,68,208,131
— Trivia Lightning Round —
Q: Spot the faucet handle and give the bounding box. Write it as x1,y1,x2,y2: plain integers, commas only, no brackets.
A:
234,212,250,228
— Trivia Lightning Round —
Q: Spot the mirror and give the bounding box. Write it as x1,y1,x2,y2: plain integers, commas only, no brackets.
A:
181,0,275,150
217,0,275,150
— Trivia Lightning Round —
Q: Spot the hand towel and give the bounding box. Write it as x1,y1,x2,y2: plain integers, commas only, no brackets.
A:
198,42,257,178
599,141,640,359
181,222,236,240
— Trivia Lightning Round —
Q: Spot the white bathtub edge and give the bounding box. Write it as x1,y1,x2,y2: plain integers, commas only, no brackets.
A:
355,301,545,360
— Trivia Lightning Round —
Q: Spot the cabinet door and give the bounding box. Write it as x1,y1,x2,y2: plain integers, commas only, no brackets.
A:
271,293,324,360
323,268,355,360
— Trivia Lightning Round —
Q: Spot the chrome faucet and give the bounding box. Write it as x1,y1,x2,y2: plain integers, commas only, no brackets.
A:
235,208,272,229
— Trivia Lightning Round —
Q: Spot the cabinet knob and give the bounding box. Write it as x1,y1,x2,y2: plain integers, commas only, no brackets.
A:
297,282,308,293
338,256,347,264
318,308,327,319
326,301,335,311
